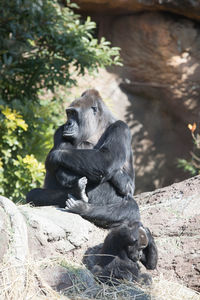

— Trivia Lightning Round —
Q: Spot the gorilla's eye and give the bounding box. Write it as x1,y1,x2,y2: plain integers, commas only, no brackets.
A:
91,106,98,114
66,109,77,119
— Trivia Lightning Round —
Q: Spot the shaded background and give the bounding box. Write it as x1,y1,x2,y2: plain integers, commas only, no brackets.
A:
69,0,200,193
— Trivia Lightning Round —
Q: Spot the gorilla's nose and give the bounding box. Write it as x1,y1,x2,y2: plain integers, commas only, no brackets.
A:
66,119,74,127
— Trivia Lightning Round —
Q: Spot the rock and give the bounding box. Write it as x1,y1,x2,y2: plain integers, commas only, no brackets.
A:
102,13,200,124
0,197,106,299
39,265,73,292
0,207,9,262
20,205,103,258
0,196,29,297
135,175,200,292
0,175,200,296
0,196,28,264
74,0,200,21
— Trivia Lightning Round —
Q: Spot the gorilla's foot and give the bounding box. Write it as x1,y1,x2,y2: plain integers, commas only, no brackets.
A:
65,198,89,214
78,177,88,202
78,176,88,188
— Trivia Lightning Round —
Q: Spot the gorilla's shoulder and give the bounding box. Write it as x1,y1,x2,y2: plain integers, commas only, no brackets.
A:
113,120,129,129
111,120,131,135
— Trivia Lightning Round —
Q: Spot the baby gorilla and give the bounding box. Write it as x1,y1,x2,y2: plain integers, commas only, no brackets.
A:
91,221,158,285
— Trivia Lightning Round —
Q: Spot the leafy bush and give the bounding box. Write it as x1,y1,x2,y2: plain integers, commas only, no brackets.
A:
178,123,200,176
0,106,44,201
0,0,120,100
0,0,121,202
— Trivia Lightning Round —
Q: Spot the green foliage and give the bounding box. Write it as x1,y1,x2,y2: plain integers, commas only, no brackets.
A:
0,106,45,201
0,97,65,201
0,0,121,101
177,159,197,176
178,123,200,176
0,0,121,202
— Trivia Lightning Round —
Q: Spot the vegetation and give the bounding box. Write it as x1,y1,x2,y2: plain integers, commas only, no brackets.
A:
1,255,199,300
178,122,200,176
0,0,121,202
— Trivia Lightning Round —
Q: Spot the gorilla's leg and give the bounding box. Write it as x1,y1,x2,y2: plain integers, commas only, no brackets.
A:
56,168,78,188
27,177,88,207
26,188,67,207
65,196,140,229
77,177,88,202
68,177,88,203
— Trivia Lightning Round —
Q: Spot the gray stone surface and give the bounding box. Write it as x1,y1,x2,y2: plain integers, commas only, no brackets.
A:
20,205,96,258
0,196,28,264
0,207,9,262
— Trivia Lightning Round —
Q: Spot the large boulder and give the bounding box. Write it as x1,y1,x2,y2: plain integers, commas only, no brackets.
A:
20,205,103,258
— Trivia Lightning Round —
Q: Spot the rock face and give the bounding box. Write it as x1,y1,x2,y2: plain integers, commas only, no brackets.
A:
112,13,200,192
0,176,200,297
104,12,200,123
74,0,200,21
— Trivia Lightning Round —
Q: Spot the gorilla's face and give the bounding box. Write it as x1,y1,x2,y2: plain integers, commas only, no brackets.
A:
127,224,149,262
63,107,80,140
63,90,103,143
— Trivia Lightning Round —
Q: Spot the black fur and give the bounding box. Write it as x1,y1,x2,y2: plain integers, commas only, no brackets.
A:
91,222,158,284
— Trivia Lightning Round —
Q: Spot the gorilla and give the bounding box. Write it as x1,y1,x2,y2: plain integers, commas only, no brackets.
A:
91,221,158,284
27,89,158,282
27,89,138,229
70,182,158,283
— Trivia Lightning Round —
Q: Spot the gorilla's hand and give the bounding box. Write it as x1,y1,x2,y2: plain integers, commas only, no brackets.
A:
65,198,90,215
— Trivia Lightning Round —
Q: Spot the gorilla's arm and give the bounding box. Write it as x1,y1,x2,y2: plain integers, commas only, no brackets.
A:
55,168,80,188
48,125,81,188
109,169,135,196
46,121,132,182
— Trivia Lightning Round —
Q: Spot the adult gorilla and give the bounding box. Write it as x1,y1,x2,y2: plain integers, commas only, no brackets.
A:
26,89,138,229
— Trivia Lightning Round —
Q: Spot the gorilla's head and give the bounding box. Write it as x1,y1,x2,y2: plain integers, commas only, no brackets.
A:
124,221,149,262
63,89,116,144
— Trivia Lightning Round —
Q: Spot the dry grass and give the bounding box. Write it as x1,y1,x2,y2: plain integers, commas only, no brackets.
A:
0,257,66,300
63,276,200,300
0,255,199,300
147,275,200,300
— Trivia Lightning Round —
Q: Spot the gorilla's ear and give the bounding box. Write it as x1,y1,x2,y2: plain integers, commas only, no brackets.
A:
139,226,149,249
140,227,158,270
